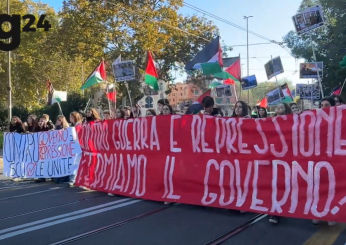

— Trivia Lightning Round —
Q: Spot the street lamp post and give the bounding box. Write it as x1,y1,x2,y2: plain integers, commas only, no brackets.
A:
244,16,253,104
7,0,12,124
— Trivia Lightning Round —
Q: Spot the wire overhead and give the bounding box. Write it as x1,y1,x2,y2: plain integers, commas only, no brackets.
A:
183,1,296,58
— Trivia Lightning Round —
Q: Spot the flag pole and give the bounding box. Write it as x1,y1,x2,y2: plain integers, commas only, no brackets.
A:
340,78,346,94
309,33,324,98
106,82,112,115
57,101,64,116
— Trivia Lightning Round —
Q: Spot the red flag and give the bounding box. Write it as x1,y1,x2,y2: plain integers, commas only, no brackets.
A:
197,89,211,103
224,78,235,85
257,97,268,108
106,91,116,102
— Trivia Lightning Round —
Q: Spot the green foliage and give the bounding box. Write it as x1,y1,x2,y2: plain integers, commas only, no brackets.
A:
0,0,219,122
283,0,346,94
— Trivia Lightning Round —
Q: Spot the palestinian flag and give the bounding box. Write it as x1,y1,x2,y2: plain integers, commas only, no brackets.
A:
46,81,67,105
223,56,241,81
80,60,107,90
145,51,159,91
281,83,293,103
331,84,341,95
185,36,223,75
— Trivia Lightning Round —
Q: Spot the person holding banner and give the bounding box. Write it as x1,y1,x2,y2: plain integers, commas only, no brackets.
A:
256,106,268,118
26,114,38,132
289,103,301,114
274,102,292,116
268,102,293,224
201,96,223,116
331,95,344,106
162,104,174,115
146,109,157,116
52,116,70,184
320,97,335,108
312,97,337,227
69,112,83,126
34,116,54,183
231,101,251,118
115,108,125,119
85,108,101,123
123,107,134,119
103,110,112,120
9,116,25,133
157,99,170,115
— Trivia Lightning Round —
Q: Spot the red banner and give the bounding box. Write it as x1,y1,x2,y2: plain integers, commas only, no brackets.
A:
75,106,346,222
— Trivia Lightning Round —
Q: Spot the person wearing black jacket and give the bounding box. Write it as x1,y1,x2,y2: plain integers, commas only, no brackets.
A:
9,116,25,133
35,116,54,183
202,96,223,116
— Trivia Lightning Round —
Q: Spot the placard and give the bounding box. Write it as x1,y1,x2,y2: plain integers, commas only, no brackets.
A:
300,62,323,79
264,56,284,80
266,87,284,105
3,128,82,178
296,83,321,99
241,75,258,90
112,60,136,82
292,5,325,35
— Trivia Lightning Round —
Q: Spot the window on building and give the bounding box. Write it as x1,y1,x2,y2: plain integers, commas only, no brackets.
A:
145,96,153,108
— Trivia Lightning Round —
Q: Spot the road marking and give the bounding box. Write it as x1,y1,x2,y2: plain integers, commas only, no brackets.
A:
0,198,132,235
0,187,63,201
0,199,141,240
303,223,346,245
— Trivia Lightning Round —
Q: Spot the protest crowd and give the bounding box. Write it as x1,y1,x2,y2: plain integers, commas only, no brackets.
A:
7,92,344,228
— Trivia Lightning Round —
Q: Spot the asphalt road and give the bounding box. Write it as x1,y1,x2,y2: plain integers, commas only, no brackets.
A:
0,161,345,244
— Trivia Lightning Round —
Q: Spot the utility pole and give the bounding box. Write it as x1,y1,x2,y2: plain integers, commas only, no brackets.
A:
244,15,253,104
7,0,12,123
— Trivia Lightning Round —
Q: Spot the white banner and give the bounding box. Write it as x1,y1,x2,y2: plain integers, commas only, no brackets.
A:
3,128,82,179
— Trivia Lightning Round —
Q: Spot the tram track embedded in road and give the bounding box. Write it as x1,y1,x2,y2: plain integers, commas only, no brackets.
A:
202,213,268,245
0,194,106,220
49,203,176,245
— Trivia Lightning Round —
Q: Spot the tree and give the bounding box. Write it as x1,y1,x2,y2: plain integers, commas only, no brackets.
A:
57,0,218,104
283,0,346,95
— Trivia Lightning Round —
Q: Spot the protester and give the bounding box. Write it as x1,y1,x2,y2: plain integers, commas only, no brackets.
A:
55,115,69,130
69,111,83,126
26,114,37,132
312,97,337,227
256,106,267,118
201,96,223,116
268,102,292,224
43,114,55,130
162,104,174,115
289,102,301,114
123,106,134,119
320,96,335,108
85,107,101,122
132,106,141,117
185,101,203,115
331,95,344,106
52,116,70,184
9,116,25,133
69,112,82,187
146,109,157,116
103,110,112,120
157,99,169,115
232,101,250,118
274,102,292,116
34,116,53,183
115,108,125,119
